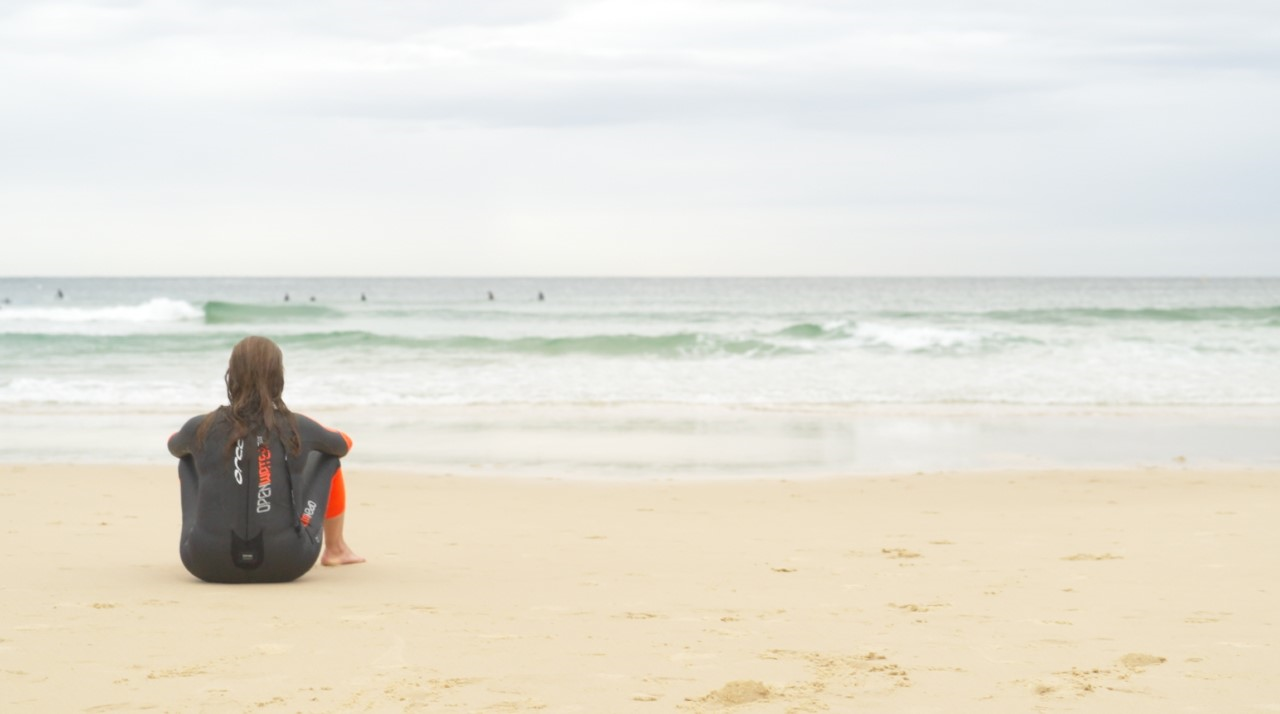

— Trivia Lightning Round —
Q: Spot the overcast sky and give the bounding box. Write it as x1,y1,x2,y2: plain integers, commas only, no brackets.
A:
1,0,1277,276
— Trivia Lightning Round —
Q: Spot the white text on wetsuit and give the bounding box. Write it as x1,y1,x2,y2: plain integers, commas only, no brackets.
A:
301,499,317,526
233,439,245,485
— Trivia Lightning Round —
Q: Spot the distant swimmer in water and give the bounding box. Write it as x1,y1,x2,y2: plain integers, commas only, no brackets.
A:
167,336,365,583
360,293,367,302
488,291,494,301
56,289,64,299
309,296,316,302
537,291,545,301
284,293,290,302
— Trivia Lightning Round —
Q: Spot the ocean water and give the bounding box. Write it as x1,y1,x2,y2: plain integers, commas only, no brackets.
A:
2,277,1278,474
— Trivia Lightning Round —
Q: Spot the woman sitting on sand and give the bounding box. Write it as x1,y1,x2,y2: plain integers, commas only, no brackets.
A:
167,335,364,583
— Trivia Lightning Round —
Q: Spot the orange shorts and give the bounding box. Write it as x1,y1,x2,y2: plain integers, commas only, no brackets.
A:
326,467,346,519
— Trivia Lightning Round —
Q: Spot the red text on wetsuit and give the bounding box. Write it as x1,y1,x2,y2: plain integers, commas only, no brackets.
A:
256,442,272,513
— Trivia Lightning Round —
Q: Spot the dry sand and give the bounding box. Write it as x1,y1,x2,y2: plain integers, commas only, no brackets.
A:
2,465,1277,712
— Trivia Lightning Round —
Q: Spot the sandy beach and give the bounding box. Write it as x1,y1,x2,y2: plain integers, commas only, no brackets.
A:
2,465,1276,713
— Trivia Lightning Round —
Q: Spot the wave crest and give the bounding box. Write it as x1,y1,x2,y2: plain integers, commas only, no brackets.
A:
203,301,344,324
280,330,800,358
0,298,202,325
986,305,1280,324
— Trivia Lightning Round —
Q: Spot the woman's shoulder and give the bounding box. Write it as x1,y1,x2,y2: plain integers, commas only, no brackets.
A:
291,412,348,442
180,408,222,430
169,408,226,456
291,412,335,436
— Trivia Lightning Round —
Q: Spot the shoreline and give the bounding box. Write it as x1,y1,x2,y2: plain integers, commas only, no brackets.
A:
4,464,1277,711
8,457,1280,482
2,403,1279,477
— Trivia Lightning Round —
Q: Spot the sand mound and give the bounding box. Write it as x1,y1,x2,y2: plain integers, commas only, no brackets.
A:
1119,653,1166,670
701,680,771,705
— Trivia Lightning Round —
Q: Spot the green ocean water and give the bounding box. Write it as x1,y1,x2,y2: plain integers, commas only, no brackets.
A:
2,277,1278,473
2,276,1280,407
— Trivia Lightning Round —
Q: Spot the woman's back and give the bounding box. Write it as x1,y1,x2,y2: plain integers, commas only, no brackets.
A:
169,410,350,583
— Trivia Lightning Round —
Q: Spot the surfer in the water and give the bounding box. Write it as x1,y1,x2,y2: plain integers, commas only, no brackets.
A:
167,336,364,582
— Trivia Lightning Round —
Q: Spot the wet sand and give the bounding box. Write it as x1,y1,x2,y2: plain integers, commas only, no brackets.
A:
2,465,1277,712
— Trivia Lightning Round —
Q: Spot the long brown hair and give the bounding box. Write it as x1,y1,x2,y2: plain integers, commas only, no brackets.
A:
197,336,301,455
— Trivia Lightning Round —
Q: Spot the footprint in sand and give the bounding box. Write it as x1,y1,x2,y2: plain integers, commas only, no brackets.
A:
147,665,208,680
889,602,948,613
1119,653,1167,671
743,649,910,709
1033,653,1165,696
882,548,921,559
254,643,290,655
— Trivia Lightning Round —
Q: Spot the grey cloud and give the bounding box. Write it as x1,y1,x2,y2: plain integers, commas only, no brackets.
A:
2,0,1278,275
5,0,1277,131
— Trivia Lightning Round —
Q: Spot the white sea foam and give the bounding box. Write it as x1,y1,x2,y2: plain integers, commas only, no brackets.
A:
2,276,1278,471
850,322,986,352
0,298,202,328
0,377,216,406
2,277,1279,411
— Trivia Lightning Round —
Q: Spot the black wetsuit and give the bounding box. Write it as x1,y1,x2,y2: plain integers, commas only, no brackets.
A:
167,412,349,583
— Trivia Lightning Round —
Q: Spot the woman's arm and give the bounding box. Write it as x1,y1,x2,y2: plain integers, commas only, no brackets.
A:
296,414,352,457
167,415,205,458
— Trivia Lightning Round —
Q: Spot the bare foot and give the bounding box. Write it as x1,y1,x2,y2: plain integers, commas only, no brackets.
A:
321,514,364,566
322,545,366,566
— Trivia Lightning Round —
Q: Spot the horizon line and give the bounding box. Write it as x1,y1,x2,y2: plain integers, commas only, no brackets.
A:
3,274,1279,280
